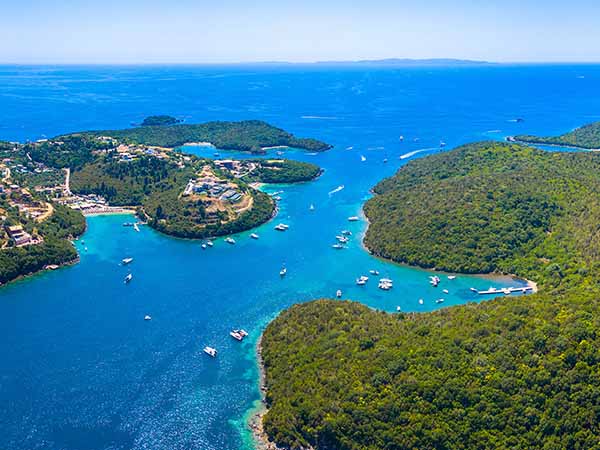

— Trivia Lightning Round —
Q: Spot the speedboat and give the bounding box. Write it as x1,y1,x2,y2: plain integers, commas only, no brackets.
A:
280,267,287,277
418,299,424,305
336,235,349,243
133,223,140,232
123,222,134,227
250,233,259,239
124,273,133,284
430,276,440,287
309,204,315,211
383,158,388,163
336,290,342,298
201,243,207,249
332,243,345,249
448,275,456,280
360,155,367,162
207,240,214,247
144,315,152,321
436,298,445,304
274,223,289,231
356,278,367,286
203,346,217,357
225,237,236,244
348,216,359,222
369,269,380,275
122,257,133,265
341,230,352,236
396,306,401,311
443,289,449,294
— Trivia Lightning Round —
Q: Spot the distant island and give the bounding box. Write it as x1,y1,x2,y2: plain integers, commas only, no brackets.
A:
140,115,182,126
512,120,600,149
63,119,332,155
315,58,491,66
257,141,600,450
0,118,328,285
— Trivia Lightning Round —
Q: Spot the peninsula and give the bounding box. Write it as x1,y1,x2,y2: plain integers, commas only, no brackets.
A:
0,119,328,285
512,120,600,149
258,141,600,450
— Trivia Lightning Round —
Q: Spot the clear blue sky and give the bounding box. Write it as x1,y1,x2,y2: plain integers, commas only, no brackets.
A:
2,0,600,63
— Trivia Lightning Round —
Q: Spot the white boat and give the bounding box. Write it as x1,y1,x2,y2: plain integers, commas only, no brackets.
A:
440,141,447,147
122,257,133,265
133,223,140,232
274,196,282,201
430,275,441,287
341,230,352,236
356,278,367,286
276,151,284,156
280,267,287,277
230,331,243,341
336,235,349,243
328,185,345,196
436,298,445,304
418,299,424,305
399,135,404,141
250,233,259,239
124,273,133,284
383,158,388,163
470,287,478,292
332,243,345,249
207,240,214,247
225,237,236,244
348,216,359,222
203,346,217,357
309,204,315,211
201,244,207,249
274,223,289,231
448,275,456,280
369,269,380,275
360,155,367,162
442,289,449,294
336,290,342,298
144,315,152,321
396,306,401,312
238,329,249,337
378,278,393,290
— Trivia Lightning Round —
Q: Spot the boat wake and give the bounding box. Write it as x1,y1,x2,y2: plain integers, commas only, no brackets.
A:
301,115,337,120
399,147,437,160
328,185,345,196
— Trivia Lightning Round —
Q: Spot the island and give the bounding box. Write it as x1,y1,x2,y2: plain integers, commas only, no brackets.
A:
0,119,328,284
140,115,182,126
256,141,600,450
62,119,332,154
512,120,600,149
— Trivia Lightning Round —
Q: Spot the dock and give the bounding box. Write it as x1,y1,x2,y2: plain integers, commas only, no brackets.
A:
474,286,533,295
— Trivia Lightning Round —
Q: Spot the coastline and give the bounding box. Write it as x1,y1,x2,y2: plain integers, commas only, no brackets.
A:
510,138,600,152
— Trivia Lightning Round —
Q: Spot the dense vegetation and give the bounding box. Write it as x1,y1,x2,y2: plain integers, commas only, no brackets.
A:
141,115,181,126
514,121,600,149
26,136,110,170
363,141,600,289
64,120,332,154
0,203,85,285
262,296,600,450
247,159,322,183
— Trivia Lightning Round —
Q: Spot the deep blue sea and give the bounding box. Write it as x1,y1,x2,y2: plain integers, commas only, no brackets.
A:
1,64,600,450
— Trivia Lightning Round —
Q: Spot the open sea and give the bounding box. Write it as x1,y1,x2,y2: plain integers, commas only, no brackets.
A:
1,63,600,450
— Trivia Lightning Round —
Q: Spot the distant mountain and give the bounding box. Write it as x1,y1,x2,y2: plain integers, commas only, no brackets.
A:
315,58,492,66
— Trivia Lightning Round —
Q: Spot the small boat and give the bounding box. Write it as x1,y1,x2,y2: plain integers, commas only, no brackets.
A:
430,276,440,287
348,216,359,222
443,289,449,294
214,152,220,157
274,196,282,201
470,287,478,293
225,237,236,244
201,244,207,249
328,185,345,196
309,204,315,211
360,155,367,162
274,223,289,231
207,240,214,247
383,158,388,163
133,223,140,232
122,222,134,227
230,331,243,341
144,315,152,321
396,306,401,312
448,275,456,280
341,230,352,236
336,235,349,243
346,146,354,150
203,346,217,357
280,267,287,277
369,269,380,275
378,278,393,290
436,298,445,304
332,243,345,249
122,257,133,265
440,141,447,147
250,233,259,239
81,240,85,245
276,151,284,156
399,135,404,141
336,290,342,298
124,273,133,284
418,299,424,305
356,278,367,286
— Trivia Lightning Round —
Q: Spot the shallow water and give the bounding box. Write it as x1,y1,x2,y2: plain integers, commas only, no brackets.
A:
1,63,599,449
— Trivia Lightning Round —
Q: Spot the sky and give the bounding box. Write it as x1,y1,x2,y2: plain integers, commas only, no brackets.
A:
2,0,600,64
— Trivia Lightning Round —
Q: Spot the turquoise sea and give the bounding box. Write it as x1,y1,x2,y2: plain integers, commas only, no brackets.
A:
1,64,600,450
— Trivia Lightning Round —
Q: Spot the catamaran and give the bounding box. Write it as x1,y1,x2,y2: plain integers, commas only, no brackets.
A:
203,346,217,357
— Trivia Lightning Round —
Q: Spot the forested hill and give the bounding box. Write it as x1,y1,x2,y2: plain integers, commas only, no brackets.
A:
514,121,600,149
363,141,600,290
261,296,600,450
62,120,332,154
